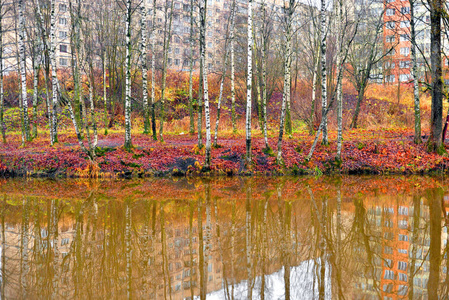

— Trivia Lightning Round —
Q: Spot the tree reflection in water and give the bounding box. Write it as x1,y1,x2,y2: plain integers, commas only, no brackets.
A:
0,177,448,299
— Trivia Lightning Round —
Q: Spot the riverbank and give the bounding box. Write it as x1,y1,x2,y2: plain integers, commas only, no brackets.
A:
1,127,449,178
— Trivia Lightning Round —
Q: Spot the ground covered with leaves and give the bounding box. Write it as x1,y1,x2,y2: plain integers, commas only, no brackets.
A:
1,126,449,178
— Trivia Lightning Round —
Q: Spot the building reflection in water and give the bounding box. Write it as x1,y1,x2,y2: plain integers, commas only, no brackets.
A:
0,177,448,299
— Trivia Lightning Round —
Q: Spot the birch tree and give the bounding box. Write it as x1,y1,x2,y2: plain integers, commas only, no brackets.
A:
18,0,30,142
336,0,344,160
124,0,132,151
199,0,212,168
230,0,237,133
140,1,150,135
150,0,157,140
246,0,254,165
188,0,195,134
0,0,4,143
410,0,422,144
50,0,58,145
276,0,295,163
320,0,328,145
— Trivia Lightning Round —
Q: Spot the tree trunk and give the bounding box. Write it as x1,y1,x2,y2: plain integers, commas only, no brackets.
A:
103,54,108,135
276,1,293,163
261,1,269,149
150,0,157,140
32,60,39,139
309,54,318,136
0,5,5,144
18,0,30,142
198,63,203,149
50,0,58,145
199,0,211,168
246,0,253,165
230,0,237,133
188,0,195,135
336,0,344,160
141,2,150,135
350,84,365,129
124,0,132,150
320,0,328,145
427,0,443,153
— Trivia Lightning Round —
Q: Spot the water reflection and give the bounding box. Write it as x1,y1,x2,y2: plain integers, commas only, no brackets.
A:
0,177,448,299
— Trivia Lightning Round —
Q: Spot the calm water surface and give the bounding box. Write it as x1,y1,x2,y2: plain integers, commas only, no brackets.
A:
0,176,449,299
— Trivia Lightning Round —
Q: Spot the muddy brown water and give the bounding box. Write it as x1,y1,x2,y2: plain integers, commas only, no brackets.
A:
0,176,448,299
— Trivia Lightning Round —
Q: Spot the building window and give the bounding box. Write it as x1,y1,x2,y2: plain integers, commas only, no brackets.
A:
60,44,68,53
398,205,410,216
399,272,408,282
398,261,407,271
400,21,410,28
401,7,410,14
386,35,395,42
400,74,411,82
59,58,68,66
400,47,410,56
59,31,67,39
386,21,395,29
399,233,409,241
59,17,67,25
386,75,395,82
175,48,180,54
174,59,180,65
400,34,408,42
384,270,394,280
386,9,395,16
59,4,67,12
174,2,180,9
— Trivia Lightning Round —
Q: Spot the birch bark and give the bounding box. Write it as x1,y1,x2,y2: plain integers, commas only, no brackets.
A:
230,0,237,133
50,0,58,144
150,0,157,140
276,0,294,163
246,0,253,165
141,1,150,134
124,0,132,150
320,0,328,145
199,0,211,168
188,0,195,134
410,0,422,144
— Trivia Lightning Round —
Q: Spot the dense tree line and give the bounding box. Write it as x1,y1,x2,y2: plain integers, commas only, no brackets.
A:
0,0,448,168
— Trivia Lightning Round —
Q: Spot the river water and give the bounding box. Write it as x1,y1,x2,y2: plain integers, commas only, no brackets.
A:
0,176,448,299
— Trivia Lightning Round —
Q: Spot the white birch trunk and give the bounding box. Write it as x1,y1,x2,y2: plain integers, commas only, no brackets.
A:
230,0,237,133
18,0,30,141
103,54,108,135
276,0,293,163
310,54,318,135
50,0,58,144
320,0,328,145
32,58,39,139
150,0,157,140
410,0,422,144
336,0,343,160
246,0,253,165
141,2,150,134
124,0,132,150
261,1,269,149
188,0,195,134
0,13,4,144
200,0,211,168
